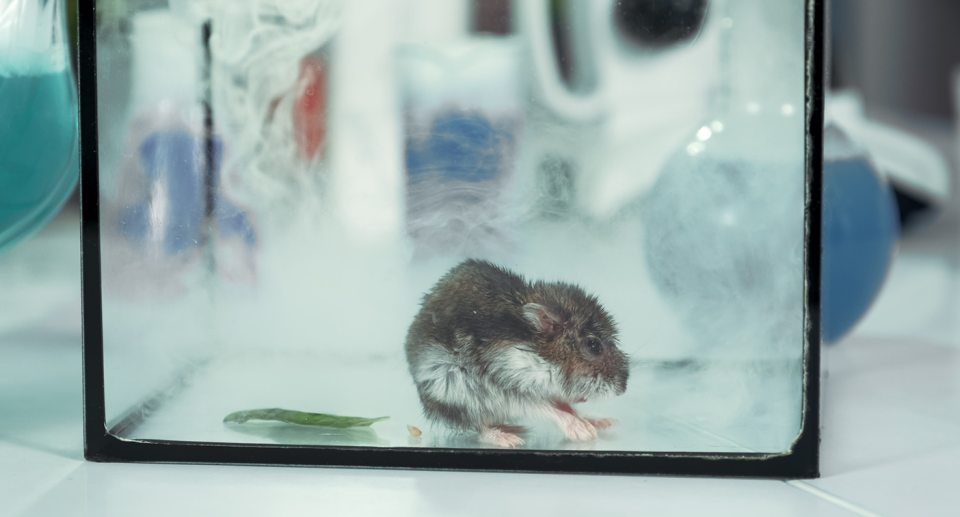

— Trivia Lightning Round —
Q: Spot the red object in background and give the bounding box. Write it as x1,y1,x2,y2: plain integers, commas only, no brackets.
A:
292,54,328,161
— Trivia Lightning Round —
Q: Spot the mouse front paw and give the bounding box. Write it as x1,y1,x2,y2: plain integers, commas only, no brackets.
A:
585,417,618,430
480,425,525,448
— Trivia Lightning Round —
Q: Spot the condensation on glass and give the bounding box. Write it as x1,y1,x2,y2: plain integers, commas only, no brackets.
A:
95,0,808,453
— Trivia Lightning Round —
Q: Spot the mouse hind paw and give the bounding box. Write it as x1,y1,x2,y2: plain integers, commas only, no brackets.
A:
559,416,598,441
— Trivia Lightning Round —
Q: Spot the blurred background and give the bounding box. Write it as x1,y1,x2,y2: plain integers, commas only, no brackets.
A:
45,0,960,341
47,0,960,327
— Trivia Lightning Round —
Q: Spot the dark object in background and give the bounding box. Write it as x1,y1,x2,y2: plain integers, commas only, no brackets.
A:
614,0,708,49
893,186,938,231
831,0,960,120
472,0,512,35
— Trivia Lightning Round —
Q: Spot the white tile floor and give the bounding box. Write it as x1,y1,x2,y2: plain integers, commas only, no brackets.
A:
2,209,959,517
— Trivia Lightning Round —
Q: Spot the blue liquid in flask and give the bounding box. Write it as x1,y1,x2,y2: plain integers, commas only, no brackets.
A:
0,54,79,254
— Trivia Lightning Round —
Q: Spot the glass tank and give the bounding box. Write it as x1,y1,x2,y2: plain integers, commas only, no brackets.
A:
88,0,813,460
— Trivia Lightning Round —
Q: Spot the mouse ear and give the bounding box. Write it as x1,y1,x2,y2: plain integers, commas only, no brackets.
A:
523,303,563,337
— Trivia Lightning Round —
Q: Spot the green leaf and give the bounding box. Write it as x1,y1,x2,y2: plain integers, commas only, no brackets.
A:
223,408,389,428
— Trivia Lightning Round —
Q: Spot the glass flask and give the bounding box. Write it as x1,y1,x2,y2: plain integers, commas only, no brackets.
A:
0,0,79,254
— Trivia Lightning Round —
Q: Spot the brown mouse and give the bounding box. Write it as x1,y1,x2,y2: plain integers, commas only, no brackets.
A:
405,259,628,447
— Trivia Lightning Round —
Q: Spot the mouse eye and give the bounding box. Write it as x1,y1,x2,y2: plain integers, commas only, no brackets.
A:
585,337,603,356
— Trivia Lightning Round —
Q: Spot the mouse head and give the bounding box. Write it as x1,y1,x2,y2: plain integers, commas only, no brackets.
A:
523,282,629,400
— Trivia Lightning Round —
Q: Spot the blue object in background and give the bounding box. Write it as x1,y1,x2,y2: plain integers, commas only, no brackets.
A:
821,158,900,343
641,141,900,346
402,110,518,259
118,130,257,256
406,111,510,183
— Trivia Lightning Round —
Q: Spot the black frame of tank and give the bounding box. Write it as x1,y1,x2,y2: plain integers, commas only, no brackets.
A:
78,0,825,478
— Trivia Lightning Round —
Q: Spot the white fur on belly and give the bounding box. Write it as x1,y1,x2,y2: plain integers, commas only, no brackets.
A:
412,341,565,426
486,344,564,398
412,341,478,407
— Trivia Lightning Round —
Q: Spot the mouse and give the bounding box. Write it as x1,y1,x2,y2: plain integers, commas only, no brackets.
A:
405,259,629,448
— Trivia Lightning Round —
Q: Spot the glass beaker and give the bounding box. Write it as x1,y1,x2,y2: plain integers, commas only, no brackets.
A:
0,0,79,254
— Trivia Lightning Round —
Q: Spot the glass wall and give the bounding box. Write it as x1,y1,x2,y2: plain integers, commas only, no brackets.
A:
96,0,808,453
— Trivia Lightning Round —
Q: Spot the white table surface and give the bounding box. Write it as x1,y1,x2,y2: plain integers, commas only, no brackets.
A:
2,207,958,517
